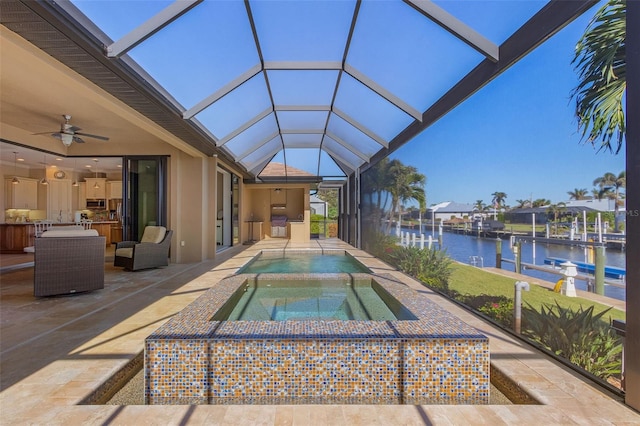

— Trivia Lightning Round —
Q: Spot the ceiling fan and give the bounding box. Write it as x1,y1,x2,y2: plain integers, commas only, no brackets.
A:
36,114,110,147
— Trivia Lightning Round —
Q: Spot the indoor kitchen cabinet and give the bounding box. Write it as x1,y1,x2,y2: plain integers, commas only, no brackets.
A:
107,181,122,199
5,178,38,209
77,182,86,211
0,224,30,253
47,179,72,221
84,178,106,199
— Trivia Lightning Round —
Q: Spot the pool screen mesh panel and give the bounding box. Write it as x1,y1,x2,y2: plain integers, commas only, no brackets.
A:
1,0,598,180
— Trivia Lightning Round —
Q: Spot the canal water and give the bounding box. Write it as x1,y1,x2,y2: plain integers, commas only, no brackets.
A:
399,227,626,301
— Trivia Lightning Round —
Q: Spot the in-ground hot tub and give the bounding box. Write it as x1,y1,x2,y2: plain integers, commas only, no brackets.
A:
145,273,489,405
237,249,372,274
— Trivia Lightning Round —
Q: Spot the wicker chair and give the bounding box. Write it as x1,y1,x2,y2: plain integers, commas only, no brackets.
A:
34,229,105,297
114,226,173,271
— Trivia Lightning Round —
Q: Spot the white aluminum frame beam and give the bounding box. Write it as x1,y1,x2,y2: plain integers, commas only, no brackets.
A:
217,107,273,146
404,0,499,62
323,144,360,170
343,64,422,121
283,140,322,149
244,145,281,172
249,156,276,177
280,129,325,135
264,61,342,70
236,131,280,161
332,108,388,148
323,147,357,173
106,0,202,58
275,105,332,112
183,64,262,119
325,132,371,163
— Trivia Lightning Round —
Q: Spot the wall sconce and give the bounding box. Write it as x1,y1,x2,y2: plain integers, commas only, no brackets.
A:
275,188,281,193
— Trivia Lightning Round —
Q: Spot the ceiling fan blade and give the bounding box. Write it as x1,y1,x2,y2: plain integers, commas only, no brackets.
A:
67,125,82,133
73,136,85,144
32,131,58,135
75,132,109,141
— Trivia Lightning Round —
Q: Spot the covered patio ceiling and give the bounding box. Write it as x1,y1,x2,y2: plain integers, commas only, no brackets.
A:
1,0,597,182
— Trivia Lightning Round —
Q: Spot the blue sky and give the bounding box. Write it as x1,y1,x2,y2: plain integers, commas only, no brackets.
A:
72,1,625,207
392,2,625,207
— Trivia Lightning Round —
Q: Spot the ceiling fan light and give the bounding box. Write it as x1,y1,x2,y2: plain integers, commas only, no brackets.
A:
61,133,73,147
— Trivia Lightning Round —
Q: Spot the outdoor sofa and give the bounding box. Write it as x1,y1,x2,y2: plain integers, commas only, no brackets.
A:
34,228,106,297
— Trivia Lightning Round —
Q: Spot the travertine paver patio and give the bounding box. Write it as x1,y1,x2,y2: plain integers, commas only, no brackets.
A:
1,239,638,425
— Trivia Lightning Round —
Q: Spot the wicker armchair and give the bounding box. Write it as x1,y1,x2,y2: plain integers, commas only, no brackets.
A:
34,230,105,297
114,226,173,271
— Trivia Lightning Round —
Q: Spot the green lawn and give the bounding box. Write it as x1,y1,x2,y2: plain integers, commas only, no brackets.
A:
448,263,625,322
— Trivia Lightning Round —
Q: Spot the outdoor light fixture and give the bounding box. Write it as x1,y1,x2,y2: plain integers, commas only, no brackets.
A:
40,155,49,185
11,152,20,184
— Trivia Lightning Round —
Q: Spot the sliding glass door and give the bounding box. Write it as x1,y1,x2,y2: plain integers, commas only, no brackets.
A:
122,156,167,241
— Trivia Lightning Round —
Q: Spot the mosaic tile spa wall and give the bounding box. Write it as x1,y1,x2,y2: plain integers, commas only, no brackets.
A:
145,273,489,405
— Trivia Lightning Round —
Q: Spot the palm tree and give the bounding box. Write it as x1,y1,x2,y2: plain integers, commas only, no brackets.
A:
491,192,507,208
385,160,426,233
362,158,392,225
593,171,626,231
547,203,567,222
532,198,551,208
514,199,530,209
567,188,589,200
474,200,485,212
571,0,626,154
490,192,507,219
547,202,568,236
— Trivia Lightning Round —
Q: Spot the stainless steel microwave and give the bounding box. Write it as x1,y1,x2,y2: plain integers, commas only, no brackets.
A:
86,199,106,209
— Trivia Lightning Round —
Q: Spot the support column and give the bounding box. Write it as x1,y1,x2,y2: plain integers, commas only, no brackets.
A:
625,0,639,411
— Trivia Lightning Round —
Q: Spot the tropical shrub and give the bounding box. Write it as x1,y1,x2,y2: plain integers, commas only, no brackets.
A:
452,293,514,327
386,246,452,292
367,231,398,263
522,302,622,379
310,214,326,235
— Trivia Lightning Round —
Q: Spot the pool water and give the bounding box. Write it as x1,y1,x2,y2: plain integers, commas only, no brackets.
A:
225,279,407,321
238,252,371,274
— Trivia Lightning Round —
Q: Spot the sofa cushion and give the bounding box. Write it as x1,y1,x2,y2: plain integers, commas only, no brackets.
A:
140,226,166,243
41,229,99,237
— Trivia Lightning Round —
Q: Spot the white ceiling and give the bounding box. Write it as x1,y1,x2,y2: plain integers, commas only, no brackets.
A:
0,141,123,175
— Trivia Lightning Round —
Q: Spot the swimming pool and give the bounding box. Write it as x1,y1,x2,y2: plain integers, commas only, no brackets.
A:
237,249,371,274
214,277,415,321
146,273,489,405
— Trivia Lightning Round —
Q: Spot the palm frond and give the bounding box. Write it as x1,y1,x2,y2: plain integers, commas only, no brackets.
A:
571,0,626,154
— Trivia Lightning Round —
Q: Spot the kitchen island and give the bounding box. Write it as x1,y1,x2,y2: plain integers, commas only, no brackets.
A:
0,222,119,253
